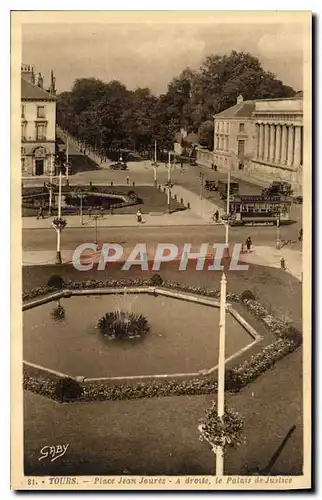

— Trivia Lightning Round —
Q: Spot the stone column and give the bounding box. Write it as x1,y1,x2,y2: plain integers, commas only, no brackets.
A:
275,124,282,164
293,126,301,166
287,125,294,166
269,124,275,163
256,124,260,158
264,124,270,161
258,124,264,159
281,125,288,164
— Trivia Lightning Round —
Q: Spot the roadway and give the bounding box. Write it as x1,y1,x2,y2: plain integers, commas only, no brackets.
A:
22,225,302,251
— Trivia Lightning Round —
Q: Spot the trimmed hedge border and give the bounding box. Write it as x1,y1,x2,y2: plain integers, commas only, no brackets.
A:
22,276,302,403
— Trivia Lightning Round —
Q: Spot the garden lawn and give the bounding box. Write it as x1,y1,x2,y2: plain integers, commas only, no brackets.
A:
22,185,185,216
24,348,302,476
22,262,302,329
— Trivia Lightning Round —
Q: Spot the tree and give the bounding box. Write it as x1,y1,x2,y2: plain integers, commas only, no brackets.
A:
198,120,214,149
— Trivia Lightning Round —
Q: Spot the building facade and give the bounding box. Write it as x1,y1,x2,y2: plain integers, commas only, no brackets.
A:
213,95,256,172
213,94,303,194
21,64,57,176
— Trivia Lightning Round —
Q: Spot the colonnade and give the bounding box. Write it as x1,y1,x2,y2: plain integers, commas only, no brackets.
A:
256,122,302,167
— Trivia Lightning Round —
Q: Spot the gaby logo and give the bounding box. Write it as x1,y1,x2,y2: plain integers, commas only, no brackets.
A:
72,243,249,272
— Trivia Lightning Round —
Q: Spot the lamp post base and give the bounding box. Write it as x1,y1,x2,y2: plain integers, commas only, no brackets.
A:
154,180,157,188
56,251,62,265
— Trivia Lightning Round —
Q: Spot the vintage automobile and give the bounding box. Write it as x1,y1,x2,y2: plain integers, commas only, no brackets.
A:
109,162,128,170
205,180,218,191
262,181,293,197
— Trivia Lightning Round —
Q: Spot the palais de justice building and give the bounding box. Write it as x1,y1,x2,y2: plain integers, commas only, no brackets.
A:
21,64,57,176
211,93,303,194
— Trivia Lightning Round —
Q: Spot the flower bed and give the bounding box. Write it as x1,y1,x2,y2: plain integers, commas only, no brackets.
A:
22,276,302,402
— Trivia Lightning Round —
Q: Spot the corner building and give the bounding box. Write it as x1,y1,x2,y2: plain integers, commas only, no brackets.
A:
21,64,57,176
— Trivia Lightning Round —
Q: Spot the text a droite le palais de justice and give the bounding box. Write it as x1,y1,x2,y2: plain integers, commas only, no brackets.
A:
71,242,249,272
45,476,294,486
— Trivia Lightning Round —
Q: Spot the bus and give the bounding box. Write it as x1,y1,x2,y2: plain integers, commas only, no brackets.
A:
225,195,292,226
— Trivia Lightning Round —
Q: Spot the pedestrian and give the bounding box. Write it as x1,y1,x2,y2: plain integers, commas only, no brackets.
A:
37,205,45,220
245,236,252,253
211,162,214,170
298,228,303,242
126,176,130,185
214,210,219,223
214,164,217,172
136,209,142,223
280,257,286,271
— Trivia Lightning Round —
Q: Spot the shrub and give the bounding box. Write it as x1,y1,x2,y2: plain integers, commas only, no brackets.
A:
47,275,65,289
55,378,83,402
240,289,256,301
98,311,150,339
280,325,302,347
150,274,163,286
199,405,245,450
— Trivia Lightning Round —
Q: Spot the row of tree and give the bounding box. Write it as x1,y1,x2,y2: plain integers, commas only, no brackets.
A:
56,50,296,154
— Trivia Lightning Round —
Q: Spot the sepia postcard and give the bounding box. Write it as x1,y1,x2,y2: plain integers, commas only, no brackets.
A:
11,10,312,491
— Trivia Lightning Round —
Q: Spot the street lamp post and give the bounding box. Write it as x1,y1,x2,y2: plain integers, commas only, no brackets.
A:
276,208,281,249
52,169,67,265
225,160,231,246
167,151,172,213
77,188,85,226
48,155,54,216
199,173,205,199
91,212,101,245
216,272,227,476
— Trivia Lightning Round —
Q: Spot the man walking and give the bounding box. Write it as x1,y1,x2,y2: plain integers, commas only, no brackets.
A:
37,205,45,220
245,236,252,253
136,209,142,223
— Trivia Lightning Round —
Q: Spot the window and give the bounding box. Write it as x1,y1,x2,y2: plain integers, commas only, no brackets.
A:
239,123,245,132
21,123,26,141
21,105,25,118
36,123,47,141
21,158,26,172
226,122,230,133
238,140,245,156
37,106,45,118
21,147,25,154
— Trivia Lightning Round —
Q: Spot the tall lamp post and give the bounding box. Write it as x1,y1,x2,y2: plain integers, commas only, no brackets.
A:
90,211,102,246
76,187,85,226
52,168,67,265
225,159,231,246
152,140,158,187
166,151,173,214
276,206,281,249
216,272,227,476
48,154,55,216
199,172,205,200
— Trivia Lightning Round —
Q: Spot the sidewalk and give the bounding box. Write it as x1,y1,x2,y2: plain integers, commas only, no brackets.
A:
241,245,302,281
170,185,222,222
22,211,211,230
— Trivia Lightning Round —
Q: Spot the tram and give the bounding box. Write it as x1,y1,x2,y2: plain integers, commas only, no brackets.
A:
225,195,292,226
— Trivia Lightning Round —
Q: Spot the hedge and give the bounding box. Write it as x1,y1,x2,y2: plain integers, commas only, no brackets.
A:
22,276,302,403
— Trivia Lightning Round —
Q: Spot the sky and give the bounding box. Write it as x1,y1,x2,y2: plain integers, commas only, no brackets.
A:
22,21,304,95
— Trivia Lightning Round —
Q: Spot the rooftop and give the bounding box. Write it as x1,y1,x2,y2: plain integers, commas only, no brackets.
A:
21,77,56,102
214,100,255,119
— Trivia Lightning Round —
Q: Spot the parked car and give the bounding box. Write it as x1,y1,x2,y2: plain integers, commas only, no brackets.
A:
293,195,303,204
262,181,293,197
205,180,218,191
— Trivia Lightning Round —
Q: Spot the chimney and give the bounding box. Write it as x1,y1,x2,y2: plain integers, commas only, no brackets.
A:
37,73,44,89
237,94,244,104
21,63,35,84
